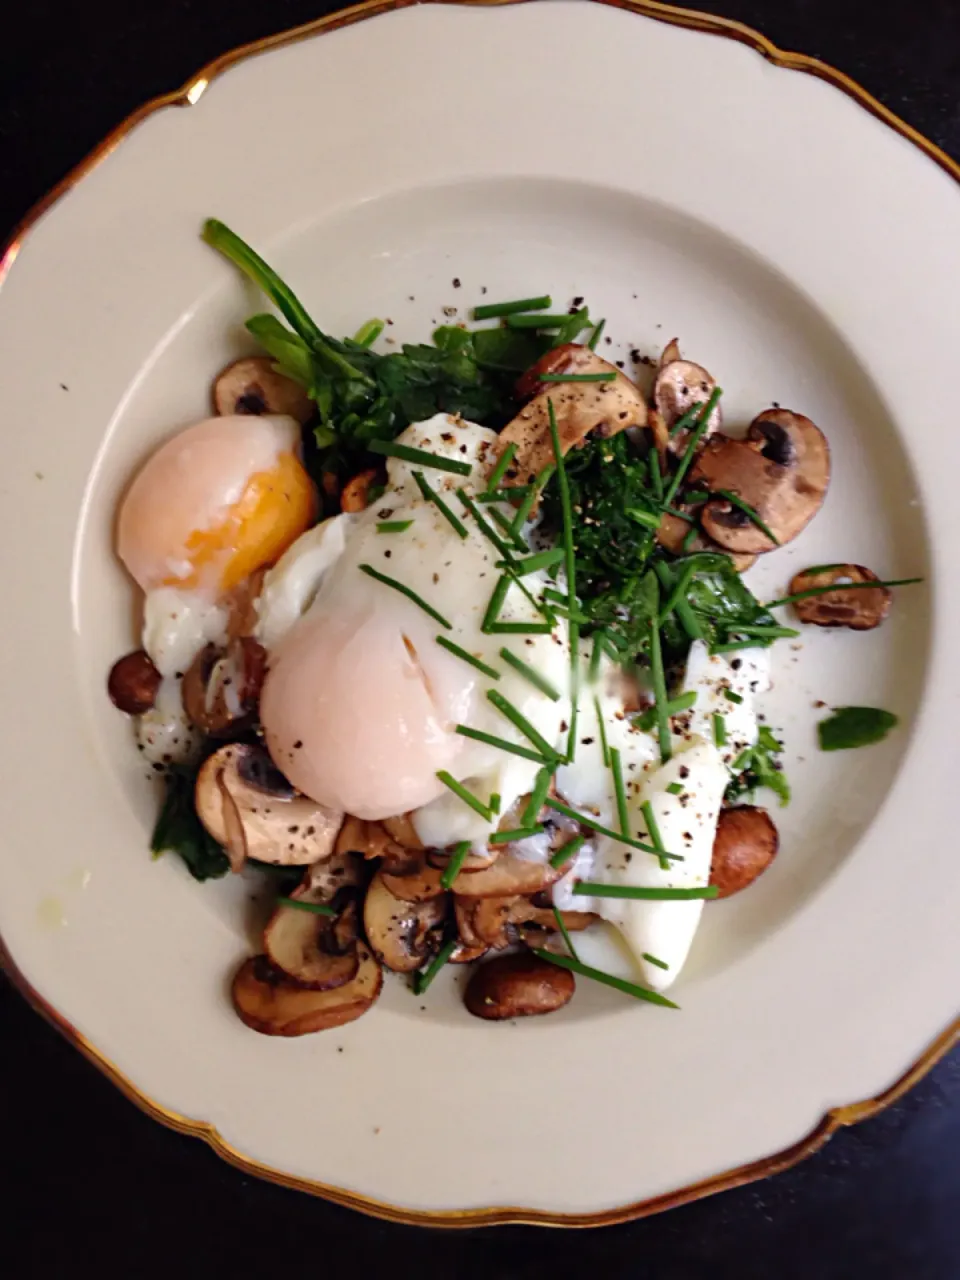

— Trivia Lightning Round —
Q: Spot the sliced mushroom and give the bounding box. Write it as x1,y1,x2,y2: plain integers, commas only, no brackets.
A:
654,341,722,450
363,872,448,972
450,898,489,963
469,895,596,949
181,637,267,736
232,944,382,1036
380,861,447,903
426,844,500,874
299,850,364,901
449,851,564,899
464,952,575,1020
263,890,360,991
381,813,425,850
710,805,779,898
107,649,161,715
787,564,891,630
223,567,267,640
195,743,343,871
655,511,758,573
213,356,313,424
340,468,378,513
690,409,830,553
498,346,647,486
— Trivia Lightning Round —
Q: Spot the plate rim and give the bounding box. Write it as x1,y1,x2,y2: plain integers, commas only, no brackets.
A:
2,0,957,1229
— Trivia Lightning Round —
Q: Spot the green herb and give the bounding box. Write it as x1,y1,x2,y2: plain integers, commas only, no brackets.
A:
666,782,684,796
594,695,611,767
635,692,697,732
711,639,772,655
490,825,546,844
662,388,722,509
412,938,458,995
481,576,511,633
642,952,670,971
544,798,680,860
506,313,577,329
499,647,562,701
723,688,743,704
456,488,515,559
353,318,384,347
539,372,615,384
510,463,555,532
610,748,630,838
626,507,662,530
276,897,337,917
713,713,727,746
150,762,229,882
684,490,709,503
522,766,554,826
588,318,606,350
454,725,554,765
724,624,799,640
358,564,451,629
531,948,679,1009
439,841,472,890
711,489,780,545
476,485,532,504
725,726,790,807
412,470,469,539
640,800,670,871
488,504,530,552
648,611,671,762
473,295,552,320
547,397,580,762
485,442,517,492
654,559,704,643
573,883,718,901
498,548,565,577
649,448,664,502
368,439,472,476
682,524,699,552
435,771,492,820
552,908,581,962
489,793,501,815
486,620,555,635
550,834,586,870
553,308,592,345
487,689,561,761
817,706,899,752
434,635,500,680
376,520,413,533
668,403,704,437
766,577,923,610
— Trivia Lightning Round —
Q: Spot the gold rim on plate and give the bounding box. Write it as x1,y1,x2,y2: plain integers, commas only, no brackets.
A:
1,0,957,1228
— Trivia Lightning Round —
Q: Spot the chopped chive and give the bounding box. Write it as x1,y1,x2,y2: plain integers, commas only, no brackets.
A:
538,372,615,384
588,318,606,350
522,766,554,826
573,883,718,901
487,620,555,635
610,748,630,839
649,451,664,505
684,490,709,503
435,771,491,820
588,633,605,682
641,799,670,871
566,691,579,767
456,488,513,557
662,388,723,509
376,520,413,533
505,313,576,329
668,403,704,438
666,782,684,796
726,624,800,639
476,485,532,504
455,725,553,765
489,825,546,844
487,690,561,760
662,506,695,523
352,318,384,347
510,463,555,532
682,524,700,552
488,504,529,551
550,834,586,870
412,938,458,995
489,793,501,816
412,471,468,539
594,696,611,768
648,610,671,763
497,547,565,577
481,575,511,633
713,713,727,747
710,639,772,655
553,308,591,345
642,952,670,971
766,577,924,610
473,295,552,321
657,561,698,625
723,688,744,704
627,507,662,530
276,897,336,917
368,439,472,476
440,840,472,890
635,692,697,732
532,948,679,1009
499,647,562,701
544,798,681,860
712,489,780,546
547,397,579,762
654,559,703,642
731,747,754,772
359,564,451,629
485,442,517,492
552,907,581,962
541,598,589,625
434,635,500,680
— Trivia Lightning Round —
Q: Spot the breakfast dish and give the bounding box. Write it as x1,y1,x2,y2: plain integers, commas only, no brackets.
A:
106,221,919,1034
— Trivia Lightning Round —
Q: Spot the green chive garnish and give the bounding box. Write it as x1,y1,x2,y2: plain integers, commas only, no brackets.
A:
412,938,458,994
627,507,662,530
553,308,591,345
588,318,606,350
510,463,555,532
489,792,501,816
712,489,780,546
531,948,679,1009
485,442,517,493
610,748,630,839
550,834,586,870
667,403,703,438
654,560,703,643
573,883,718,901
368,439,472,476
648,611,671,763
488,504,529,551
641,799,670,871
434,635,500,680
642,952,670,971
726,624,799,640
473,295,552,321
723,688,743,704
476,485,532,504
412,470,468,539
547,397,579,762
552,907,581,961
657,561,697,625
594,695,610,767
454,725,553,765
481,575,511,633
544,799,681,860
359,564,451,629
499,647,562,701
440,840,472,890
710,639,772,655
766,577,924,610
490,825,546,844
505,313,575,329
538,372,615,384
435,772,492,820
712,713,727,746
666,782,684,796
487,620,555,635
276,897,336,917
352,318,384,347
456,488,514,559
662,387,723,509
376,520,413,534
522,766,554,827
635,692,697,732
682,524,700,553
487,690,561,761
498,548,565,577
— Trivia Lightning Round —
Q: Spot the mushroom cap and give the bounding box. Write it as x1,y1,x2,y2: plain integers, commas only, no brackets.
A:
654,346,722,451
213,356,313,424
787,564,891,630
464,952,575,1020
466,895,596,949
379,861,447,903
194,743,344,870
107,649,161,715
263,891,360,990
339,468,379,513
655,511,758,573
181,637,267,737
448,850,564,898
691,409,830,553
231,944,382,1036
363,872,448,972
709,805,779,898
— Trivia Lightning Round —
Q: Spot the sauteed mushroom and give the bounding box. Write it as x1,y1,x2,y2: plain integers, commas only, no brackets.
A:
213,356,313,423
710,805,779,898
363,872,448,972
232,944,382,1036
108,649,161,715
464,953,575,1020
181,637,267,736
787,564,891,630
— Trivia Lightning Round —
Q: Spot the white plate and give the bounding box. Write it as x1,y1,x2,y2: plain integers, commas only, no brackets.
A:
1,0,957,1226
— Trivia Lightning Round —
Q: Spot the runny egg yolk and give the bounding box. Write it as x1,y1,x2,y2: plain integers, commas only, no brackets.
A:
117,414,317,596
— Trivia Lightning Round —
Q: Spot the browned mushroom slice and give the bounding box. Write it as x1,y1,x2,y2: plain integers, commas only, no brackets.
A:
195,743,343,871
263,890,360,991
658,338,682,369
469,895,596,949
379,861,447,903
464,952,575,1020
381,813,425,850
299,850,364,901
426,843,499,874
107,649,161,715
655,512,758,573
363,872,448,973
450,897,489,963
213,356,313,423
497,346,647,486
340,468,378,513
654,341,722,449
449,851,564,898
232,944,382,1036
181,637,267,737
690,409,830,554
787,564,891,630
710,805,779,898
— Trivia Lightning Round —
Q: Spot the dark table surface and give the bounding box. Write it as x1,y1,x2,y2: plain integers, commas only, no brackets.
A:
3,2,959,1275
